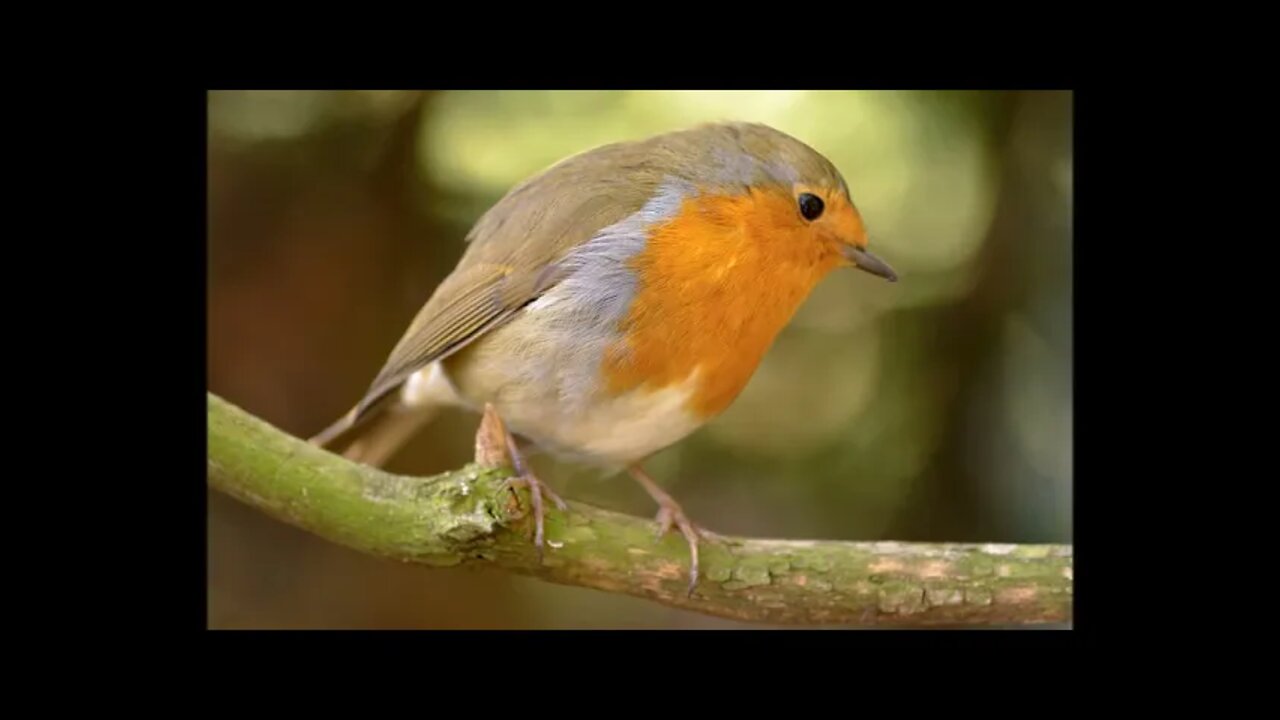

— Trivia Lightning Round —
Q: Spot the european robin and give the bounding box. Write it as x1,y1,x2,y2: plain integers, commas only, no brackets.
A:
311,121,898,595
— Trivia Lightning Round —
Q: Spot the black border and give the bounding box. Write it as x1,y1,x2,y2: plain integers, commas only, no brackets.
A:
136,87,1106,645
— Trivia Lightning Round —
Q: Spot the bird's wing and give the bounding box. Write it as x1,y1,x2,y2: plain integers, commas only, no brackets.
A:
351,154,659,420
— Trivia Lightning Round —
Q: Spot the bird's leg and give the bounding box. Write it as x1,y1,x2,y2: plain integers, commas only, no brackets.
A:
503,433,570,525
475,404,566,560
628,464,715,597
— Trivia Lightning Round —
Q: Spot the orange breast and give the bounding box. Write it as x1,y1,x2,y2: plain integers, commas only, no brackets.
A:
602,187,842,418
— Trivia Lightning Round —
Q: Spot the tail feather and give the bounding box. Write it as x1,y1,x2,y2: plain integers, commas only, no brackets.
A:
341,404,440,468
309,407,359,448
311,363,456,469
310,398,441,469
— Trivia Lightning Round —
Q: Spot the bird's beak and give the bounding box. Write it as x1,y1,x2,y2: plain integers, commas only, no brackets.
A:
842,245,898,282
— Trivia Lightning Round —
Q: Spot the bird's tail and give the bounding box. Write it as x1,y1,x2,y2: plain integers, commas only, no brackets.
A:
309,398,441,469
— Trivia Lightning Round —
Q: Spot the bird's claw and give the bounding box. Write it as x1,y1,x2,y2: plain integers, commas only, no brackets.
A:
652,500,704,598
502,474,567,560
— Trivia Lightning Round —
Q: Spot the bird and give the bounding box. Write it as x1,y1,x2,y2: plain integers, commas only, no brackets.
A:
309,121,898,595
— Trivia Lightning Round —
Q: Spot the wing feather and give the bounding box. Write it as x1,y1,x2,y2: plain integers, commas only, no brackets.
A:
348,150,661,421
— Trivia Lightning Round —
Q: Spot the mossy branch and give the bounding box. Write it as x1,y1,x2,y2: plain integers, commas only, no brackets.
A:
207,393,1072,627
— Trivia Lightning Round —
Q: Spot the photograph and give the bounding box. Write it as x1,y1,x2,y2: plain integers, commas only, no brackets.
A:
206,89,1073,629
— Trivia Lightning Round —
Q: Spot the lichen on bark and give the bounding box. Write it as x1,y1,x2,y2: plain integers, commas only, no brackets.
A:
208,393,1072,627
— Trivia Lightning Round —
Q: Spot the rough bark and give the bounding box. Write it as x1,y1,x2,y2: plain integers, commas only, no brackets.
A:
207,393,1072,627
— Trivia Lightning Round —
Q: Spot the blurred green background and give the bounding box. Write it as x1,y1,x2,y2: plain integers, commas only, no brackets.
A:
207,90,1072,629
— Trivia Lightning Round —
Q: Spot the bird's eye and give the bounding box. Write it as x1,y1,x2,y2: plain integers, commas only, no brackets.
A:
798,193,824,221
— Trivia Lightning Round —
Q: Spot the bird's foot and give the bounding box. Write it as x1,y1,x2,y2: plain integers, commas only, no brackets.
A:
475,403,568,561
629,465,714,597
501,473,568,558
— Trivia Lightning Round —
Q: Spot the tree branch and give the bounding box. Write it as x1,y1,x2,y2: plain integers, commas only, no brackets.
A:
207,393,1072,627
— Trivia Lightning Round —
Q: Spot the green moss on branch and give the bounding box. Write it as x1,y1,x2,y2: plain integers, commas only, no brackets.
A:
207,393,1072,627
